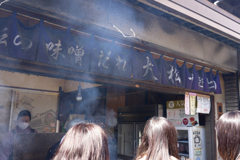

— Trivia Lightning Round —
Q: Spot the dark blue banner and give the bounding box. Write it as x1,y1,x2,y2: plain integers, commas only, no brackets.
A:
177,62,186,88
186,66,209,92
206,70,215,92
62,32,93,71
37,20,68,64
10,14,39,61
0,16,13,56
109,44,132,78
0,14,223,94
0,13,39,61
90,39,115,75
213,71,222,94
158,58,185,88
132,50,160,82
186,65,197,90
185,63,193,90
196,67,209,92
90,39,132,78
154,56,163,84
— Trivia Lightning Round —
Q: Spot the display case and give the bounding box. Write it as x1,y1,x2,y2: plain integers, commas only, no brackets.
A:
177,127,192,159
117,104,163,159
117,123,145,159
175,126,206,160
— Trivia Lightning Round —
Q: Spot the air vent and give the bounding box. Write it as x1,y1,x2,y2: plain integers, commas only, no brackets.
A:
223,74,239,111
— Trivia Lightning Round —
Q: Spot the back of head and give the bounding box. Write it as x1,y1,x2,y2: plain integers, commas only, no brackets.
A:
136,116,179,160
216,110,240,160
65,118,85,132
53,123,109,160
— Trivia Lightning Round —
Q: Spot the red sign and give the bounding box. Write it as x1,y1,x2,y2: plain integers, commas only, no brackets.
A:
182,118,188,125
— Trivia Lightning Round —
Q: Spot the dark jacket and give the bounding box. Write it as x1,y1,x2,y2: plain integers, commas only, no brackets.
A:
45,141,61,160
0,126,37,160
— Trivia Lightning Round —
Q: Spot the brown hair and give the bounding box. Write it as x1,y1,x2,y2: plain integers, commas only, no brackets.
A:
53,123,110,160
216,110,240,160
136,116,179,160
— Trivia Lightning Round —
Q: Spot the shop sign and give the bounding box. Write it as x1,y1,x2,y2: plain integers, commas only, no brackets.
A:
189,93,197,115
197,96,203,113
202,97,211,114
194,149,202,156
0,13,222,94
167,100,199,126
185,93,190,115
193,133,203,160
193,130,202,149
197,94,211,114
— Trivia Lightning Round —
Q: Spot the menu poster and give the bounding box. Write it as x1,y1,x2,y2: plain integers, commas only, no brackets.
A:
193,130,202,149
189,93,197,115
185,92,190,115
193,130,203,160
197,96,203,113
167,100,199,126
202,97,211,114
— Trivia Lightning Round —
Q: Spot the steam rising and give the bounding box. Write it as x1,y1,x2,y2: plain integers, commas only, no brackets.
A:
74,77,118,159
106,109,117,127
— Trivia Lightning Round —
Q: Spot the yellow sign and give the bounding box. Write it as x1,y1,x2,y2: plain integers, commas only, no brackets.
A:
167,100,197,109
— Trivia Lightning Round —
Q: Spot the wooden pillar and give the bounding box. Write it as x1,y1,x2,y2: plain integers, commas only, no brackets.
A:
205,96,217,160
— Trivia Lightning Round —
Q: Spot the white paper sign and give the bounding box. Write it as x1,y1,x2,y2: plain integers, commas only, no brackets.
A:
185,94,190,115
189,93,196,115
197,97,203,113
202,97,211,114
193,130,202,149
167,109,180,119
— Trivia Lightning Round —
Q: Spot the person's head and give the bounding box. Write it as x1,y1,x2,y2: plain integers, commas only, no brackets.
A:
65,118,85,132
136,116,179,160
53,123,109,160
17,110,31,130
216,110,240,160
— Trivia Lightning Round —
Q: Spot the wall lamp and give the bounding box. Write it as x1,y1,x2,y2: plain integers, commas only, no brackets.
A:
76,81,82,101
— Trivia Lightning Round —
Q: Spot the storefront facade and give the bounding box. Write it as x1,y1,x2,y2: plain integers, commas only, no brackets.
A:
0,0,239,160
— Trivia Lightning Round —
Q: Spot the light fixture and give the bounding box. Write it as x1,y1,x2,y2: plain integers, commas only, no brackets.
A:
76,81,82,101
